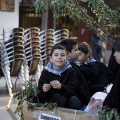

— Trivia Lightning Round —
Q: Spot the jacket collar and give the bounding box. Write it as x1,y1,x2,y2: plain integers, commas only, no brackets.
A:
68,58,80,66
84,57,96,64
44,61,72,75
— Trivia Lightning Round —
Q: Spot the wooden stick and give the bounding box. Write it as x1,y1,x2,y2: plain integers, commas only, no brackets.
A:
6,93,14,110
6,93,18,120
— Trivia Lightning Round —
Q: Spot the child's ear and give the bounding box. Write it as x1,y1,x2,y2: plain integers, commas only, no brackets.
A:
66,51,70,58
50,56,52,62
87,51,91,57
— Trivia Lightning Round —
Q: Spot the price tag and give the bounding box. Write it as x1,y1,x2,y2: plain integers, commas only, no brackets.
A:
39,113,61,120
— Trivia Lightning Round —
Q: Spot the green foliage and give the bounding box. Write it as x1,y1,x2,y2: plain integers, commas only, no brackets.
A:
84,0,118,24
86,0,120,42
35,0,47,14
35,0,120,43
35,0,119,25
13,81,57,120
98,106,120,120
27,102,57,111
13,81,39,120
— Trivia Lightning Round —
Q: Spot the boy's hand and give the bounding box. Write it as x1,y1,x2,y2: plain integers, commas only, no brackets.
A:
43,84,51,92
50,80,61,89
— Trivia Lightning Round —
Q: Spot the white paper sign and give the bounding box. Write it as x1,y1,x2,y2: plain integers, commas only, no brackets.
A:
106,84,113,93
39,113,61,120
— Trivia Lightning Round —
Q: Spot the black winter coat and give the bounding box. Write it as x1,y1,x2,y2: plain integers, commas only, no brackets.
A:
79,61,115,95
69,62,91,105
103,68,120,113
38,68,79,100
108,47,120,77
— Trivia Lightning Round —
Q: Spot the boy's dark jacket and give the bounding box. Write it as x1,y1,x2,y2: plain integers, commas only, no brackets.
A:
38,61,79,100
68,59,91,105
79,60,115,95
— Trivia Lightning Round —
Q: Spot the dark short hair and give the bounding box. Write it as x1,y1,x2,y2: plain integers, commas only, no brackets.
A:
78,42,91,54
50,44,66,56
60,39,78,52
114,43,120,51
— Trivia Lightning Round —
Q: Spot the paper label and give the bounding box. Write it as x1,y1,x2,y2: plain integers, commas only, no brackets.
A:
39,113,61,120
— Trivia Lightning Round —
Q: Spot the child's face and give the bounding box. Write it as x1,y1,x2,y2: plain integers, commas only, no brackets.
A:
78,50,89,63
67,44,79,60
114,51,120,64
50,49,67,69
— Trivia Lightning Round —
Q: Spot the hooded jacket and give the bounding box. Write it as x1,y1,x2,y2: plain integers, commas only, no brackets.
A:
38,61,79,100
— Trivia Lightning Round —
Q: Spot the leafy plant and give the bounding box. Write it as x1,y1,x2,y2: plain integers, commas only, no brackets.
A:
13,81,57,120
98,106,120,120
14,81,120,120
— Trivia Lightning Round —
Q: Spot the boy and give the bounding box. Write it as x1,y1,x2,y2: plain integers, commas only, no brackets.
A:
103,43,120,113
78,42,115,96
60,39,91,106
38,44,81,109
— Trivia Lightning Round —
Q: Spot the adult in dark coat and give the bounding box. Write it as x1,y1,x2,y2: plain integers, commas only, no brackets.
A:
103,43,120,113
91,34,103,61
108,44,120,77
103,69,120,113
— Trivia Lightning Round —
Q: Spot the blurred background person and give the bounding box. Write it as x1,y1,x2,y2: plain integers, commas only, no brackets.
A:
90,30,106,62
